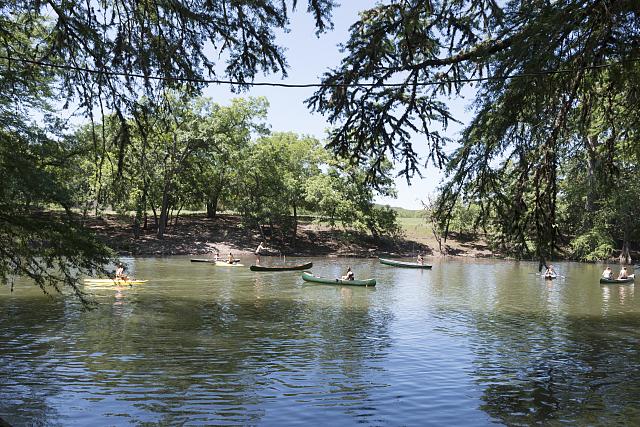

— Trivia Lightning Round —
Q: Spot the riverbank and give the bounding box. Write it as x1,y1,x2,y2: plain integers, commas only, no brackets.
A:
84,213,498,258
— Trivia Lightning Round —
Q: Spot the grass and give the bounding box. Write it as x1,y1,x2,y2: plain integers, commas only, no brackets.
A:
397,217,432,240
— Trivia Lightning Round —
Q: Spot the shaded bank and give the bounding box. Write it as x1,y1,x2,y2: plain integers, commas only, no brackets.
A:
83,213,497,258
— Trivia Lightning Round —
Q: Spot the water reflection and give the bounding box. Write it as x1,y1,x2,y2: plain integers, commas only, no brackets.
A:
0,259,392,425
460,262,640,425
2,258,640,425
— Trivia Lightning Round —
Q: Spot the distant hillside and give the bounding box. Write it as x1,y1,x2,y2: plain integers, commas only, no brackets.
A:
376,205,425,218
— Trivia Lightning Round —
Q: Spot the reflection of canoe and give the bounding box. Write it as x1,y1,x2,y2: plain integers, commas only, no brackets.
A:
600,274,635,284
379,258,432,269
191,258,240,263
250,262,313,272
213,262,245,267
84,279,148,285
301,271,376,287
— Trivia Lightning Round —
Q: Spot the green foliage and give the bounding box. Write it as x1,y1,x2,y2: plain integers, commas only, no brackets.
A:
309,0,640,260
1,1,337,294
305,158,400,238
570,229,614,262
0,119,113,299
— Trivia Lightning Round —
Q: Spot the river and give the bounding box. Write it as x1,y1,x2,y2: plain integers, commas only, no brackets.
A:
1,257,639,425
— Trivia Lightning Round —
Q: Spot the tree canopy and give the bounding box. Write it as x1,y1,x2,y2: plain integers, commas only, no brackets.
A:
0,1,338,293
308,0,640,260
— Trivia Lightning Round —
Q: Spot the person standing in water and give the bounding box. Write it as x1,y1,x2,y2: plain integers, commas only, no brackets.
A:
255,241,267,264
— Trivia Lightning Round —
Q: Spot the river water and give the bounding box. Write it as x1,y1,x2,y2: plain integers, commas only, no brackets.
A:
1,257,639,425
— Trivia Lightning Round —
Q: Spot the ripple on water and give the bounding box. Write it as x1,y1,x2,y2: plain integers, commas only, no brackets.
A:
2,258,640,425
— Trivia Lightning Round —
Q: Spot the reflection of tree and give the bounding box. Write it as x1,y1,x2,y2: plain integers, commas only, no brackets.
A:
467,310,640,424
9,276,391,424
0,295,67,425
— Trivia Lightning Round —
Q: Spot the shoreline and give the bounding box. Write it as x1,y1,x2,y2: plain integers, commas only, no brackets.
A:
84,213,502,260
82,213,637,264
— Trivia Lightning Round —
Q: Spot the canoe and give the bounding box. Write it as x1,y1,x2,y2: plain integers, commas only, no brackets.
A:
379,258,432,269
600,274,635,284
214,262,245,267
250,262,313,272
301,271,376,287
543,275,557,280
83,278,148,285
191,258,240,263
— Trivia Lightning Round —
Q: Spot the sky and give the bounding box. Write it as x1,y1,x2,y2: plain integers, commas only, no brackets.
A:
204,1,473,210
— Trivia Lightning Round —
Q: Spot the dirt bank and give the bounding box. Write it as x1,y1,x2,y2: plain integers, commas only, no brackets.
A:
84,213,498,259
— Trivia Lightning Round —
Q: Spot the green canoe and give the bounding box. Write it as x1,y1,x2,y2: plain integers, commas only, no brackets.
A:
301,271,376,287
379,258,432,269
600,274,635,284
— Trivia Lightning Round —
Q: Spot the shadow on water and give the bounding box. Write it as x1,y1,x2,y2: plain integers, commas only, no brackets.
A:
466,309,640,425
0,276,393,426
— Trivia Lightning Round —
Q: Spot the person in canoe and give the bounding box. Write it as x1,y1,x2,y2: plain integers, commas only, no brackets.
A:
226,252,236,264
341,267,355,281
115,263,129,280
255,241,267,264
213,251,220,262
618,267,629,280
417,253,424,264
543,264,557,278
602,266,613,280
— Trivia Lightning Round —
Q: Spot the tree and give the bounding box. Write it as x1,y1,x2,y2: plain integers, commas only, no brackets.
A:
308,0,640,260
188,98,269,219
1,1,337,291
0,14,113,298
305,158,400,239
232,132,322,242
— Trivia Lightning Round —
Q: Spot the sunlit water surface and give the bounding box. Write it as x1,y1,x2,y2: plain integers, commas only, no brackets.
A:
2,257,640,425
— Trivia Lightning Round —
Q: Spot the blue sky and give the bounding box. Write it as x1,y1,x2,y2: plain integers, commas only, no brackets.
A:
203,1,473,210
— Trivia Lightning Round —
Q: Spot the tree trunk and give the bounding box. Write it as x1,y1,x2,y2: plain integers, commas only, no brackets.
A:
151,205,158,228
206,202,215,218
157,183,171,239
292,204,298,246
174,203,183,226
584,134,599,216
619,226,632,265
133,215,140,239
206,191,219,218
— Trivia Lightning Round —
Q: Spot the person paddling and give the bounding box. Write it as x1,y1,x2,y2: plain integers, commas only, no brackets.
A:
227,252,236,264
115,263,128,280
417,253,424,264
341,267,355,281
602,266,613,279
618,267,629,280
543,264,556,278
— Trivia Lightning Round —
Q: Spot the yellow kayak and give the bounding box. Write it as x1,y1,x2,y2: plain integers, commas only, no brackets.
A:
214,262,245,267
83,278,148,285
